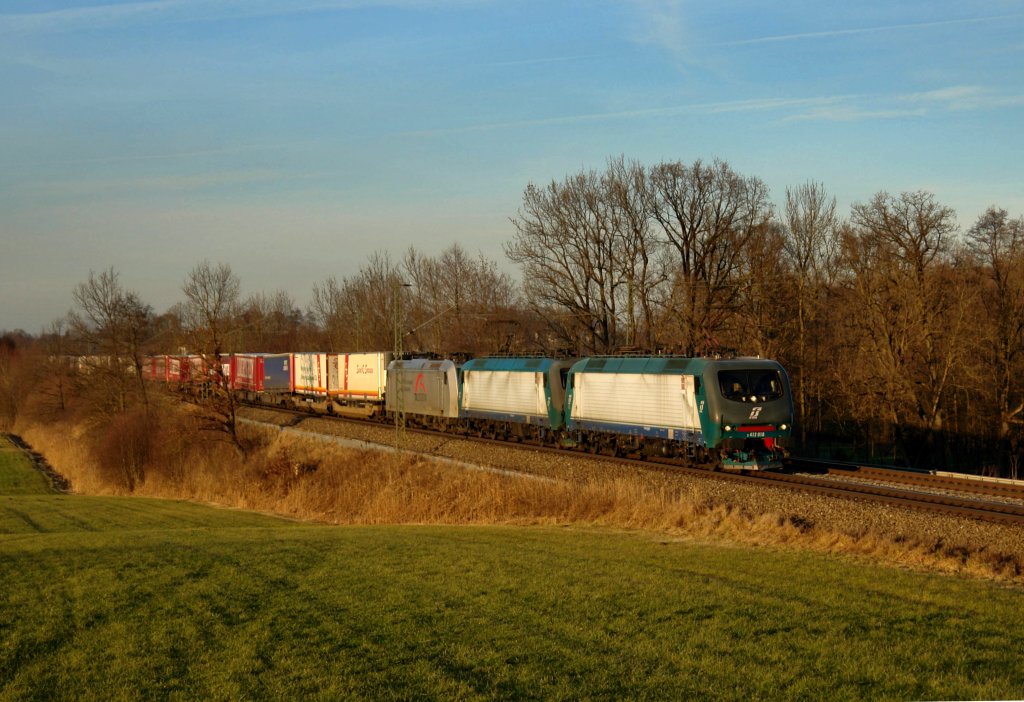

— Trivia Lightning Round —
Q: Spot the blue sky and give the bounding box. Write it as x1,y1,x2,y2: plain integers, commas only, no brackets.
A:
2,0,1022,332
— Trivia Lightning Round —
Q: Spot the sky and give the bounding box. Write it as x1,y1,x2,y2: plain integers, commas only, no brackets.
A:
2,0,1022,333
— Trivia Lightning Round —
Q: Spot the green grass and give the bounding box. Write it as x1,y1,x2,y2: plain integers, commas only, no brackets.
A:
2,448,1023,700
0,436,52,495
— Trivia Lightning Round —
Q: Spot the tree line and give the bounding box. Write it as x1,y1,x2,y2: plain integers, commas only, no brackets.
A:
1,156,1021,477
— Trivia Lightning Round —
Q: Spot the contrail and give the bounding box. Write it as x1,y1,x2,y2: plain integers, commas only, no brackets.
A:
719,14,1022,47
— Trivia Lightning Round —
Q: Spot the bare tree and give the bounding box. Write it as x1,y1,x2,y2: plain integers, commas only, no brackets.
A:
34,319,75,418
648,158,774,355
239,290,301,352
309,276,348,349
149,308,188,356
507,170,624,353
403,245,456,352
783,181,841,442
181,261,240,355
604,156,669,350
506,161,671,355
842,191,966,465
181,261,244,451
730,220,790,359
966,207,1024,474
69,267,153,415
402,243,518,355
308,252,406,351
0,332,35,429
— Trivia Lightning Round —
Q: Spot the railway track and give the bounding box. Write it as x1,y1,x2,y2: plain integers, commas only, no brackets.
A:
739,467,1024,526
242,402,1024,528
786,456,1024,499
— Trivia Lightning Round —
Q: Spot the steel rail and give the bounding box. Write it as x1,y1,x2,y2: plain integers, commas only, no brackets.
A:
786,457,1024,500
738,469,1024,526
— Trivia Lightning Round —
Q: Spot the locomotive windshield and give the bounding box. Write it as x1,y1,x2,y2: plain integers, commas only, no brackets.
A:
718,369,784,402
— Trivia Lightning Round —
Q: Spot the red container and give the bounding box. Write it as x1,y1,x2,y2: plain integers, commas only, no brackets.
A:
167,357,185,383
141,355,155,381
233,354,265,391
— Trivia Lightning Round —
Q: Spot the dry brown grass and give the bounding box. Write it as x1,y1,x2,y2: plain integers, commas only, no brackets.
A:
19,421,113,496
15,411,1024,585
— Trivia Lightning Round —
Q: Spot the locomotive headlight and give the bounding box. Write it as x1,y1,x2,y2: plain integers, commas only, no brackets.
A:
724,424,733,432
780,423,789,431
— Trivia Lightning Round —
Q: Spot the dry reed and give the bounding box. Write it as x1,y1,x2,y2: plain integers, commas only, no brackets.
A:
14,414,1024,585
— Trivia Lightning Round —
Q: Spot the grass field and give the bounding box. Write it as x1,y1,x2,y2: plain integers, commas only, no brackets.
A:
2,440,1024,700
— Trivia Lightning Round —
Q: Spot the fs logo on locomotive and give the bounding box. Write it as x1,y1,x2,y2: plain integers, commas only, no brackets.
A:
749,406,763,420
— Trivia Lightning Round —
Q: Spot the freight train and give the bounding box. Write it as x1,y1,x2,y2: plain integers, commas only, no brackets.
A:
386,354,791,469
144,350,793,470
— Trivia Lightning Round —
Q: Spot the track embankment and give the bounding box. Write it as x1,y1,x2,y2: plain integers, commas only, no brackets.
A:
238,407,1024,572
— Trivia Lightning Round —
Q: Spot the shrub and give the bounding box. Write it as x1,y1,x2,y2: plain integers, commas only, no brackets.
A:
91,408,154,491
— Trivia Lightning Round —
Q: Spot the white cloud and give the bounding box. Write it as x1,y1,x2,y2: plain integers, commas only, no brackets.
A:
0,0,487,34
2,0,199,33
783,106,927,123
482,54,608,68
781,85,1024,122
901,86,986,102
897,85,1024,111
718,13,1024,47
624,0,695,67
407,95,858,136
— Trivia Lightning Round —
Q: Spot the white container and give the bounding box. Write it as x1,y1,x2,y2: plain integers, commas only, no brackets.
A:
461,370,547,419
328,352,391,401
571,372,699,431
294,352,329,396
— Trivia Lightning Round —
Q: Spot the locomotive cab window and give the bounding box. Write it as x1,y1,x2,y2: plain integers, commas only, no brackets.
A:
718,370,783,402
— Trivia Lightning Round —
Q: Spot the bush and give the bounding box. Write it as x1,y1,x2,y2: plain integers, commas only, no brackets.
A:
253,445,320,496
92,408,154,491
